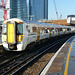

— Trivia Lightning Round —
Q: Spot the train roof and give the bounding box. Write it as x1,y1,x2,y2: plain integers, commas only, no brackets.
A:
3,18,72,28
3,18,23,24
25,20,71,28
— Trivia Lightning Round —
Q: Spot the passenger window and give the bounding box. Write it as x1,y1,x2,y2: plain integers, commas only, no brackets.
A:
44,29,48,33
42,28,45,33
47,29,50,33
40,29,43,34
32,27,37,32
50,28,54,33
32,27,37,35
26,26,30,33
55,29,58,32
26,26,28,30
37,28,40,34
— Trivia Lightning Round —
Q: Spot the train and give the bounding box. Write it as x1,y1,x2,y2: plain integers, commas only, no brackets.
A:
2,18,75,51
67,15,75,25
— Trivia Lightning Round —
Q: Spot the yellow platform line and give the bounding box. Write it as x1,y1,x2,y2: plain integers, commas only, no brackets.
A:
64,42,73,75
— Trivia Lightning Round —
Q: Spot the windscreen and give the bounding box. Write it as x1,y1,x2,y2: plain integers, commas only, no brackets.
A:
17,24,23,34
2,25,6,34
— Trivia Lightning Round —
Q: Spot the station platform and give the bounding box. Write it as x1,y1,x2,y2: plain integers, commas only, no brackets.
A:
40,35,75,75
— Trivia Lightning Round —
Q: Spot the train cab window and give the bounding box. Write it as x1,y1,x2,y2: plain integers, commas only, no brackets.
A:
17,24,23,34
2,25,6,34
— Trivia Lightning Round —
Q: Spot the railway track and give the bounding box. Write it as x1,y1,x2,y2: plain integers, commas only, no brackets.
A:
0,36,57,64
0,35,71,75
0,37,56,64
14,36,71,75
0,50,26,63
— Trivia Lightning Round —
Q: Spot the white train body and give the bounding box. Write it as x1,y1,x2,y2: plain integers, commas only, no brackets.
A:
2,18,75,51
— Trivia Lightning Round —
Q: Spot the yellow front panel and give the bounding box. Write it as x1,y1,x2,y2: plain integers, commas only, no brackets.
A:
8,24,15,43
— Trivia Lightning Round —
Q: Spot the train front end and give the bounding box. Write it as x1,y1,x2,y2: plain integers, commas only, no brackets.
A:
2,19,24,51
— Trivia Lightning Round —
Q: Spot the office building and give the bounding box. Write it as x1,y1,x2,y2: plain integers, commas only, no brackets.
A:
29,0,48,21
6,0,28,20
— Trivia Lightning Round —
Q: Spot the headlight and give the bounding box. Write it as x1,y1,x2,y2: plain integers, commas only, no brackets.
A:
17,35,23,42
2,35,7,42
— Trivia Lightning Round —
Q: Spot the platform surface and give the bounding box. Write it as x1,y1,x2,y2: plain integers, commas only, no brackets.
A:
63,38,75,75
40,36,75,75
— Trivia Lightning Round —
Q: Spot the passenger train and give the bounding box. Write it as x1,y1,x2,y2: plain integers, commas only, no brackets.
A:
2,18,75,51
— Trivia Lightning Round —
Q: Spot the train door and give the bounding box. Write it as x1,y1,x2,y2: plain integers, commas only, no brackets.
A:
26,25,37,44
37,27,40,40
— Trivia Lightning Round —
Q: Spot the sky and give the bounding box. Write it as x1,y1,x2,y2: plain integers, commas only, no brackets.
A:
48,0,75,20
0,0,75,21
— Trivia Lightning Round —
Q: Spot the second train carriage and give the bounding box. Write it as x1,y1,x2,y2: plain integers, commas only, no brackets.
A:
2,18,75,51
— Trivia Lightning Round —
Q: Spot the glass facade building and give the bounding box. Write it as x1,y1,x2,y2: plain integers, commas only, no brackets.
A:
6,0,28,20
29,0,48,21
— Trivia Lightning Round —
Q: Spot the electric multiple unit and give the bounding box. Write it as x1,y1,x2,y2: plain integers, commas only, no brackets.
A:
2,18,75,51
